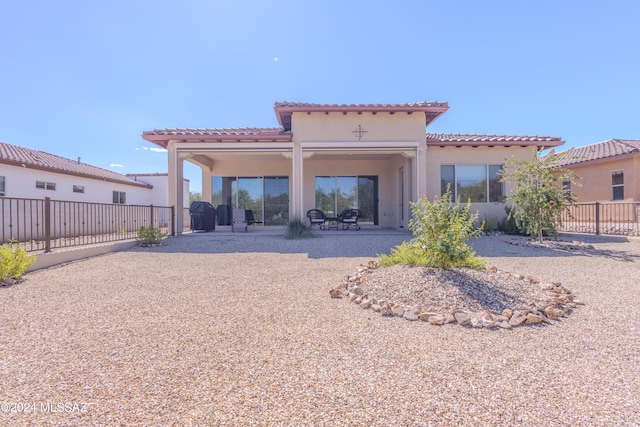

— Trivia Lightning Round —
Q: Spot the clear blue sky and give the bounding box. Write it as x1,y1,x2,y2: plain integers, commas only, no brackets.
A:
2,0,639,194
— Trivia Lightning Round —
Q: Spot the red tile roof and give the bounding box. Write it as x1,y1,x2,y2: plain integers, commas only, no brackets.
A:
274,101,449,129
427,133,563,148
273,101,448,109
0,142,152,189
142,127,292,147
142,128,564,149
142,102,562,151
553,139,640,167
143,127,286,136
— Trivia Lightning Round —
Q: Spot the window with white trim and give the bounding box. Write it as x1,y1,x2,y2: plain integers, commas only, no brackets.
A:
562,179,572,200
112,191,126,204
36,181,56,191
73,185,85,193
440,165,504,202
0,176,5,196
612,171,624,200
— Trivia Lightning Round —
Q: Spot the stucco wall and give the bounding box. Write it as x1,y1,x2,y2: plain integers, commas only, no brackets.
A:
206,157,292,177
291,111,427,143
129,174,190,208
425,146,534,220
567,155,639,203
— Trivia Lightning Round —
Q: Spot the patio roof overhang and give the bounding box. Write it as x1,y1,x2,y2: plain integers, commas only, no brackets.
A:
142,128,293,149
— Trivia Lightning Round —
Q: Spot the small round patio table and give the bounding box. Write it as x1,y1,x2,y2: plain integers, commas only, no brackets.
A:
325,217,339,230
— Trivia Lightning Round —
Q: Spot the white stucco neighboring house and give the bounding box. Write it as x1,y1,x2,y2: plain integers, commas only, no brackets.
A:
126,173,190,208
0,142,188,206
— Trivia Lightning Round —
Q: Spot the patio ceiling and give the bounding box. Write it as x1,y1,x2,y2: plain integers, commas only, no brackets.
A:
179,149,410,166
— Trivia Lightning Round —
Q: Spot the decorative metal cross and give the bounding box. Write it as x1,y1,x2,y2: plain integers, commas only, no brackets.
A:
352,125,367,140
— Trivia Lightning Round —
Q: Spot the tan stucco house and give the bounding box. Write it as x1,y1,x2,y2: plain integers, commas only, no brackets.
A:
554,139,640,203
142,101,563,232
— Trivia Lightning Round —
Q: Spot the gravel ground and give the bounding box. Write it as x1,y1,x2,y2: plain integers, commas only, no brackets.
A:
1,231,639,426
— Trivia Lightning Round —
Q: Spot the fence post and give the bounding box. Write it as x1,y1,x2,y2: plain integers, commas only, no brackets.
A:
171,206,176,236
595,202,600,236
150,204,154,228
44,197,51,253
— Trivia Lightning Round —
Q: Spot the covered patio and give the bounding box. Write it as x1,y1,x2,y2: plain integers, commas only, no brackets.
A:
142,101,449,233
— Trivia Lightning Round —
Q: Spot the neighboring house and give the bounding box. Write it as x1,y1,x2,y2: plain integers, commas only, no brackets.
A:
142,101,564,232
126,173,190,208
0,141,189,206
553,139,640,203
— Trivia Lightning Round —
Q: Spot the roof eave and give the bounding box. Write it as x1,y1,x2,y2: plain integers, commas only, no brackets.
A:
0,159,153,189
142,132,292,146
426,138,564,150
554,150,639,168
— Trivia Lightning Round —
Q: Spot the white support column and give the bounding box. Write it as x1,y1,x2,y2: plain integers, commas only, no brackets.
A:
167,142,179,234
201,165,212,204
168,147,186,235
175,155,185,234
291,145,304,218
417,146,427,199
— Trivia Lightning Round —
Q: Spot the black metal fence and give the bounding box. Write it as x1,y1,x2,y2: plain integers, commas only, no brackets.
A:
560,202,640,236
1,197,174,252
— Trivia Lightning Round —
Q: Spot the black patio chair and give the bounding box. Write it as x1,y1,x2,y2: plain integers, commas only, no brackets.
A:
245,209,262,226
338,209,362,230
306,209,327,230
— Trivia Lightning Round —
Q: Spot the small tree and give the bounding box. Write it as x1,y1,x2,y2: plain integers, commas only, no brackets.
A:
501,148,579,242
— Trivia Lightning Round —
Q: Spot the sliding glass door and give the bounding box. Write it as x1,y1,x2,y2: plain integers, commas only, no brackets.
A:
357,176,378,225
264,177,289,225
237,177,263,222
211,176,289,225
315,176,378,225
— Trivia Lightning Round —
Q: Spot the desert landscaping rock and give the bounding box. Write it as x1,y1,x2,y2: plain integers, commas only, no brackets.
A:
526,313,543,324
497,321,512,329
391,305,405,317
509,313,528,327
428,314,445,325
331,258,583,329
507,236,596,251
1,232,638,425
454,311,471,326
360,299,371,309
403,311,418,321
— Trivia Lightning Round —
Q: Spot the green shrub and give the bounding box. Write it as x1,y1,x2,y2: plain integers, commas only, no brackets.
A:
0,243,36,282
497,206,527,235
137,226,167,246
285,217,313,240
379,241,427,266
380,188,485,270
480,216,498,233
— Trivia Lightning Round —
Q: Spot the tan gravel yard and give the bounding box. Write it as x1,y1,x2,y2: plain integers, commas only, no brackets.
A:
1,232,639,426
